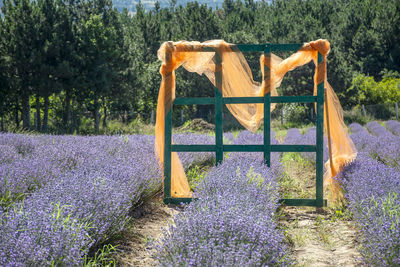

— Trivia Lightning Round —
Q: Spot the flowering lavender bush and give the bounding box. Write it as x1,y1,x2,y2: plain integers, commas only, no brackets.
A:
281,127,328,164
173,133,215,169
350,122,400,168
349,122,367,134
385,120,400,136
283,128,302,144
339,152,400,266
155,156,292,266
231,130,282,177
0,134,161,265
365,121,393,137
223,132,234,143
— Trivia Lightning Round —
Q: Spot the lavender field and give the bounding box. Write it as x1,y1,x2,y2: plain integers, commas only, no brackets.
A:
0,134,163,265
1,120,400,266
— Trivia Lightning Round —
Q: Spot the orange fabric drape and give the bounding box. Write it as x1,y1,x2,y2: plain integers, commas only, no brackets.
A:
155,39,357,199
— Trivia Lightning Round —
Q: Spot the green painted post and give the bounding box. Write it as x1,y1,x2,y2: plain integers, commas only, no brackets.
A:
316,52,324,208
264,44,271,166
163,50,173,203
215,53,223,165
164,109,172,200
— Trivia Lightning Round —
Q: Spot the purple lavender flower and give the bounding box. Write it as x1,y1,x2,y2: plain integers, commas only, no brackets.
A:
155,156,292,266
365,121,393,137
338,152,400,266
349,122,367,134
230,130,282,177
282,127,328,164
385,120,400,136
0,134,162,265
351,122,400,168
283,128,302,145
173,133,215,169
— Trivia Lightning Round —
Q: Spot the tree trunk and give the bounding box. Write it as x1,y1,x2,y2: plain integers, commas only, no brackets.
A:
102,96,107,129
121,111,126,123
65,92,71,133
94,98,100,134
42,95,49,132
0,104,4,132
35,92,41,132
22,91,30,130
15,99,19,127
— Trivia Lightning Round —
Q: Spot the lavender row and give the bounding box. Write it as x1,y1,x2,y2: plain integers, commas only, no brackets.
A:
282,127,329,163
155,155,292,266
339,152,400,266
232,130,283,177
385,120,400,136
365,121,394,137
350,122,400,168
173,133,215,169
0,134,162,265
0,133,132,200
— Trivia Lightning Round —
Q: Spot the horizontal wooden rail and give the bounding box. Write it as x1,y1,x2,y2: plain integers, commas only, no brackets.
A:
271,144,316,152
223,144,264,152
164,198,196,205
236,44,266,52
174,95,317,105
164,197,328,207
165,197,327,206
223,97,264,104
270,43,303,52
171,144,316,153
174,97,214,105
279,198,327,207
271,96,317,103
172,144,216,152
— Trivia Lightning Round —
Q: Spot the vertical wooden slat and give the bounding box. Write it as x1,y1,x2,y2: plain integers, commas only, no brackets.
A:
264,44,271,167
164,109,172,199
316,52,324,208
163,50,173,201
215,52,223,165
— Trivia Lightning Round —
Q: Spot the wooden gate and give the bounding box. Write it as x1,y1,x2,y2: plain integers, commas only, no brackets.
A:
163,43,327,207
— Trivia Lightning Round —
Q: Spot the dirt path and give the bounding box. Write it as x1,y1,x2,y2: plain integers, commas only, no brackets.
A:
280,207,363,266
115,196,178,266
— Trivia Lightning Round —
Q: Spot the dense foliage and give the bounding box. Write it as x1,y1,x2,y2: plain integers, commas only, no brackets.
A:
0,0,399,133
347,72,400,106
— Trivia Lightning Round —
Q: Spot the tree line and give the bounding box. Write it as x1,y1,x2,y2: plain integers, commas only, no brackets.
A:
0,0,399,133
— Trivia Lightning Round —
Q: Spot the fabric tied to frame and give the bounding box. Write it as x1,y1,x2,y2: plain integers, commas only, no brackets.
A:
155,39,357,200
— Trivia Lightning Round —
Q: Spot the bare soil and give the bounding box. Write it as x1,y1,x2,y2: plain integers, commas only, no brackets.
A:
279,148,363,266
176,118,215,132
115,196,179,266
280,207,363,267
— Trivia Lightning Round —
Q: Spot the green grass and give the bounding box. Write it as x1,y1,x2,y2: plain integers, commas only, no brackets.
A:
279,152,316,199
186,158,215,190
85,244,118,267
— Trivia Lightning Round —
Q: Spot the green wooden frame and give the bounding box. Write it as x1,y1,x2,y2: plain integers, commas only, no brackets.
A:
163,43,327,207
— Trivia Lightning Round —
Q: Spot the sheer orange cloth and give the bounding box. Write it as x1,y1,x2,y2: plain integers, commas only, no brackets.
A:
155,39,357,199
